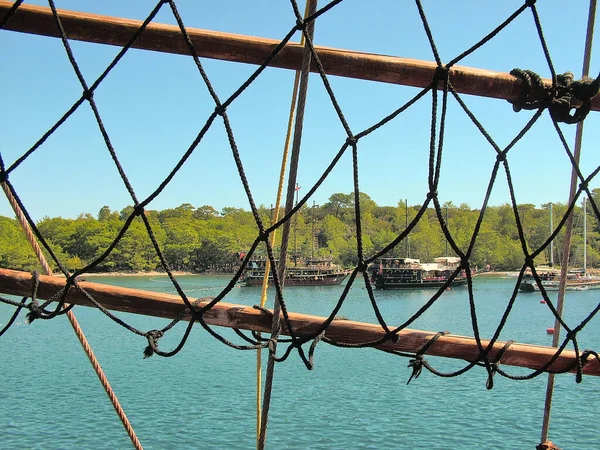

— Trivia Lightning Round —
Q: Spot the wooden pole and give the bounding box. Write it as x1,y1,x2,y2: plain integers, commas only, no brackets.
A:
0,267,598,377
1,1,599,110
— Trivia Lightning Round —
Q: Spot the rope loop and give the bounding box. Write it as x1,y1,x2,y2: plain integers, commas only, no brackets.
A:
406,331,449,384
509,69,600,124
143,329,164,358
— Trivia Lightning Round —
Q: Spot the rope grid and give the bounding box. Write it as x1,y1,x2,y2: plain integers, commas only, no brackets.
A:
1,1,600,445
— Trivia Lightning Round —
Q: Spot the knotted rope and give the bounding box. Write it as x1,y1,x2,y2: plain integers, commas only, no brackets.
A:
509,68,600,123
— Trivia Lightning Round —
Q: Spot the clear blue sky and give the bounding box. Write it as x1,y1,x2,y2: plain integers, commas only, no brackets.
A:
1,0,599,221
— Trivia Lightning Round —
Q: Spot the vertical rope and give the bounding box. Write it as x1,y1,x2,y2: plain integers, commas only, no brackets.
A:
257,1,318,449
540,0,596,446
255,4,308,445
1,182,143,450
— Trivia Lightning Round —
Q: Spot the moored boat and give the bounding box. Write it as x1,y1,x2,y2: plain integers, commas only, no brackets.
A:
241,257,349,287
370,256,468,290
519,269,600,292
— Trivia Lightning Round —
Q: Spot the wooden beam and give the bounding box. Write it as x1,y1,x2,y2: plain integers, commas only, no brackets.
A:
1,1,599,110
0,267,598,377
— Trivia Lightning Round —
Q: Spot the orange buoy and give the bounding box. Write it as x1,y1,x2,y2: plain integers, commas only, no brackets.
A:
540,300,546,304
546,327,555,334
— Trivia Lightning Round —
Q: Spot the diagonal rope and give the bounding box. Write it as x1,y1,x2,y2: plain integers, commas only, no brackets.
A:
540,0,597,446
255,1,310,445
0,181,143,450
258,1,318,449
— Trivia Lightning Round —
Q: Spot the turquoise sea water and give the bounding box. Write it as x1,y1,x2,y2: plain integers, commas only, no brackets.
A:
1,275,599,449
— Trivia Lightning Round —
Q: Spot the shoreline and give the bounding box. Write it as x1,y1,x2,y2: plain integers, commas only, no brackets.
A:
85,271,199,277
86,270,519,278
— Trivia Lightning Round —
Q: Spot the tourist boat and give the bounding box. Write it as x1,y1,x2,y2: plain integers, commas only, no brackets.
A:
370,256,469,290
519,269,600,292
240,257,349,287
519,198,600,292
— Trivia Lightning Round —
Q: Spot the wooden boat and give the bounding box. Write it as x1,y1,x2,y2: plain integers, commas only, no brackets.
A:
241,257,349,287
519,269,600,292
370,256,468,290
519,198,600,292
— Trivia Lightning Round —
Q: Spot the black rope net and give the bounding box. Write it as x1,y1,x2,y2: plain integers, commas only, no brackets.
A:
1,0,600,393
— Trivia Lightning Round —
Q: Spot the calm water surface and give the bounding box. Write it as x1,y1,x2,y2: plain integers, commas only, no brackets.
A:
1,275,598,449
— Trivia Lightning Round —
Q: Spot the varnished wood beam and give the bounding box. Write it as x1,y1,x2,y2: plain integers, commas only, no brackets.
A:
0,267,598,377
1,1,599,110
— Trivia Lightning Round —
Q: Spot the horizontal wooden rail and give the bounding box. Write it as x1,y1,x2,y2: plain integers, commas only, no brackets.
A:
0,268,598,377
1,1,599,110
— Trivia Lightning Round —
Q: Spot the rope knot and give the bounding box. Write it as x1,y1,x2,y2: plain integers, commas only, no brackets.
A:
407,355,424,384
434,66,449,81
132,205,145,217
579,181,588,192
143,330,164,358
82,89,94,101
345,136,357,147
26,271,41,324
486,340,514,390
525,256,535,267
356,261,368,273
295,18,305,31
496,152,507,162
26,298,42,324
509,69,599,124
0,170,7,183
214,104,226,116
525,0,537,7
426,190,437,201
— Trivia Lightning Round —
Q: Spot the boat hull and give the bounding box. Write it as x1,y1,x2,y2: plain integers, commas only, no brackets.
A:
374,277,468,290
243,272,348,287
520,279,600,292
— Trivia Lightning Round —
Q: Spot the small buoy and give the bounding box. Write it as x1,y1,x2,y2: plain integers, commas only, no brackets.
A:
540,300,546,304
546,327,555,334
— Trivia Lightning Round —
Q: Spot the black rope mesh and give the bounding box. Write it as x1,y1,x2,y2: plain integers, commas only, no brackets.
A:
0,0,599,391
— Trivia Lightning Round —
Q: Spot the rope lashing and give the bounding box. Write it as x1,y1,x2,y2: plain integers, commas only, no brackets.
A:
143,330,164,358
486,340,514,390
25,271,43,323
509,68,600,123
406,331,449,384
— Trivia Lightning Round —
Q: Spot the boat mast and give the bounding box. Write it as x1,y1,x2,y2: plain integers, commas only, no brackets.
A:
583,197,587,276
294,183,300,267
549,202,554,267
405,199,410,258
311,200,316,259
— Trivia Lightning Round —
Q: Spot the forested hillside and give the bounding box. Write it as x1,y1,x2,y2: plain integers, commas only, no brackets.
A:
2,191,599,273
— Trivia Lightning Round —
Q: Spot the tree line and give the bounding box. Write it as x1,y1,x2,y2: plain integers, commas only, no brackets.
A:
1,190,599,274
